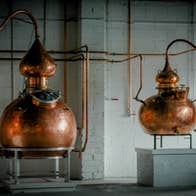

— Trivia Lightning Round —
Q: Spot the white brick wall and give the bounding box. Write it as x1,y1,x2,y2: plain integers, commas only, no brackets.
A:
80,0,106,179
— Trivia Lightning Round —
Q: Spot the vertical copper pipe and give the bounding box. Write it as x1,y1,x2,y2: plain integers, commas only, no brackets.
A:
77,47,89,152
81,50,89,152
64,2,67,103
43,0,46,46
8,1,14,100
189,1,194,92
81,56,85,129
73,51,89,153
127,0,132,116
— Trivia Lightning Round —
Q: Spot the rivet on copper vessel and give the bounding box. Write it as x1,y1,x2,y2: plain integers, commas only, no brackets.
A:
135,39,196,135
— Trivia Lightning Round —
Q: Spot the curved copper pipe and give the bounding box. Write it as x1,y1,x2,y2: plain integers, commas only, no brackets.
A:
165,39,196,64
134,55,145,105
134,39,196,105
0,9,39,38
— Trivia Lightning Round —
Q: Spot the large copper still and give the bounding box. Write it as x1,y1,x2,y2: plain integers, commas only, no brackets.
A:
0,10,77,151
135,39,196,135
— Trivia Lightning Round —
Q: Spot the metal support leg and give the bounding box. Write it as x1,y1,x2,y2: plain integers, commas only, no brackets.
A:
153,134,192,149
154,135,156,149
55,158,59,179
9,159,13,182
13,151,20,184
160,136,163,148
65,150,70,182
190,134,192,149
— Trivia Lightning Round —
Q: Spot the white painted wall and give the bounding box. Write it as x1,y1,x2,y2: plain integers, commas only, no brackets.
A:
104,0,196,178
80,0,106,179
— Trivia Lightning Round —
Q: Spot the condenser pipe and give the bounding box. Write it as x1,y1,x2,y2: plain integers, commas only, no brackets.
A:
0,9,39,38
134,55,145,105
165,39,196,64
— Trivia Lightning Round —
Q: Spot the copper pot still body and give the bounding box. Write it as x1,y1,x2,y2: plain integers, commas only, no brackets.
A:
0,38,77,151
138,60,196,135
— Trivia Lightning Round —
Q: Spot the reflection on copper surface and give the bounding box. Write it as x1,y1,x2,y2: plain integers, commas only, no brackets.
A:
0,97,76,148
135,39,196,135
0,10,77,156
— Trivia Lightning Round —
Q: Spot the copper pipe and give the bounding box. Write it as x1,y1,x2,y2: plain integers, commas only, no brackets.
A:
64,2,67,103
68,45,88,54
0,9,39,38
82,50,89,152
81,55,85,129
72,49,89,153
105,55,138,63
127,0,132,116
8,2,14,100
88,51,193,56
165,39,196,64
0,55,142,62
134,55,145,105
0,48,196,57
0,57,84,61
43,0,46,46
69,53,86,130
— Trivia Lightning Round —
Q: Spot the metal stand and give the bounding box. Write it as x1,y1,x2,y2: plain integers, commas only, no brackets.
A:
0,147,75,193
153,134,192,149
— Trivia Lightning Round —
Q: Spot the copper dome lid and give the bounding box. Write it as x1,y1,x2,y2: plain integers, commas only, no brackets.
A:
156,60,179,88
20,38,56,78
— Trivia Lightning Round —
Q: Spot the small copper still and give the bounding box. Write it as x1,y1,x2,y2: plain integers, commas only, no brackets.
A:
0,10,77,153
135,39,196,135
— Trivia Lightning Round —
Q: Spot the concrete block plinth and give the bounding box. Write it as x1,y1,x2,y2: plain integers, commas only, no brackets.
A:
135,148,196,187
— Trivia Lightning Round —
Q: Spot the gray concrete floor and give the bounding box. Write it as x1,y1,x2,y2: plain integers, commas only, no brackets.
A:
1,179,196,196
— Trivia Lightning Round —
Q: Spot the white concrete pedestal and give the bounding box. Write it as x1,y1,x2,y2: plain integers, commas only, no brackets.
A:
135,148,196,187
